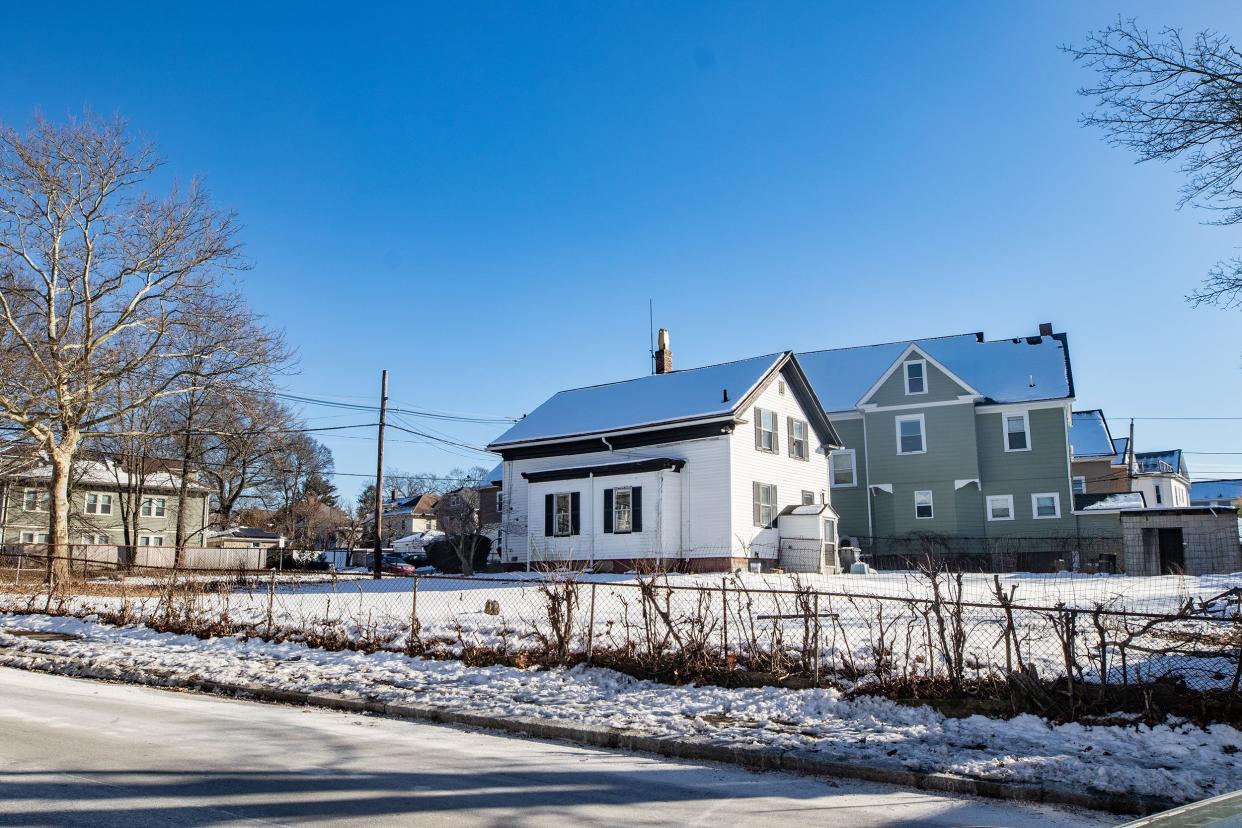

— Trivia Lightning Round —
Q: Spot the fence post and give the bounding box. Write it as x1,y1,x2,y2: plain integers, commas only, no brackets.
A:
15,548,22,582
721,577,728,656
586,582,597,663
408,574,420,653
812,591,821,686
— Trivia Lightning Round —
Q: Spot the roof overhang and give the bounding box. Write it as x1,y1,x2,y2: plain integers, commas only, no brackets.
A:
522,458,686,483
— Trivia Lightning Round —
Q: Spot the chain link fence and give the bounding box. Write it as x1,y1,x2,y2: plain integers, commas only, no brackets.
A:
2,539,1241,724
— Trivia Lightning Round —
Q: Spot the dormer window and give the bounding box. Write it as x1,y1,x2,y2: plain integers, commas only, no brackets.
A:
904,360,926,395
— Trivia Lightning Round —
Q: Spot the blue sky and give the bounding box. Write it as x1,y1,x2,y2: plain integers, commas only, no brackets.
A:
6,3,1242,500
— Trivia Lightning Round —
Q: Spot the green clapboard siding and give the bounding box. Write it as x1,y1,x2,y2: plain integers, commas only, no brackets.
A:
826,416,869,538
976,406,1075,537
865,356,972,407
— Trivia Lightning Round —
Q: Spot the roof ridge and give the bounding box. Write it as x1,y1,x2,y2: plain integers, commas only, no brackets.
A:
546,351,785,396
799,328,1066,357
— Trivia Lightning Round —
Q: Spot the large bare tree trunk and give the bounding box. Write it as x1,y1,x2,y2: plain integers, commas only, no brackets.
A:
45,439,76,586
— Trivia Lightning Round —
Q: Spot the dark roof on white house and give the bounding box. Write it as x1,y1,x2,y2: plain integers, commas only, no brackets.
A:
1191,479,1242,504
797,330,1073,412
488,352,839,450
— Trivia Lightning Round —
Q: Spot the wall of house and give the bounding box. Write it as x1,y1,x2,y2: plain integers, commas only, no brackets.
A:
2,481,210,547
864,400,981,537
502,435,733,567
975,403,1076,537
728,370,833,560
826,415,869,541
866,355,974,407
1132,475,1192,508
1072,459,1128,494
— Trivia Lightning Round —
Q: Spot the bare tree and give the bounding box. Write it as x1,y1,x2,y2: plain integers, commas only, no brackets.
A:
197,393,296,530
435,486,487,576
0,113,268,584
1066,19,1242,308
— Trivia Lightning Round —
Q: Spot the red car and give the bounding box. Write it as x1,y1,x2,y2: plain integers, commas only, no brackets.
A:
381,554,419,576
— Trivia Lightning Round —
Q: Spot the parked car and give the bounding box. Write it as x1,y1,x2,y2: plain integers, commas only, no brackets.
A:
381,553,418,576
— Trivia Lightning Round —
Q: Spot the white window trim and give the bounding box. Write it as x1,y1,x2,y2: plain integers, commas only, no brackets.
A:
788,418,810,461
754,482,777,528
986,494,1015,522
895,413,927,455
1072,475,1086,494
85,492,113,515
1003,410,1032,453
829,449,858,488
613,486,633,535
904,359,928,396
553,492,573,537
22,489,47,513
914,489,934,520
1031,492,1061,520
756,408,778,454
139,534,167,547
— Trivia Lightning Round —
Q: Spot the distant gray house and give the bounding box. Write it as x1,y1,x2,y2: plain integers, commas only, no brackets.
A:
1191,479,1242,509
795,324,1079,545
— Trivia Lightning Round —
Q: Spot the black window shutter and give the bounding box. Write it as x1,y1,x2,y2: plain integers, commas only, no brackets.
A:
570,491,581,535
544,494,553,536
603,489,614,533
632,487,642,532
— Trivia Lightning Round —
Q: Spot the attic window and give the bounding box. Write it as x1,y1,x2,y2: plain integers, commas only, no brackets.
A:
904,360,926,395
778,380,786,395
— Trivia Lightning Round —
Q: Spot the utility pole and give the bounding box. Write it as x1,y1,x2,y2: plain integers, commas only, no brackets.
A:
1128,418,1136,482
372,370,388,580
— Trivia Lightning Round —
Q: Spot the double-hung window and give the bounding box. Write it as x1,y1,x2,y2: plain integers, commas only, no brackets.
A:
895,414,926,455
801,490,815,505
81,533,109,545
613,487,633,533
904,360,926,395
554,493,573,536
986,494,1015,521
754,408,779,453
753,482,777,528
20,531,49,543
1032,492,1061,519
22,490,48,512
787,418,809,460
830,449,857,487
914,490,934,519
1004,412,1030,452
1072,476,1086,495
141,497,167,518
139,535,166,547
85,493,113,515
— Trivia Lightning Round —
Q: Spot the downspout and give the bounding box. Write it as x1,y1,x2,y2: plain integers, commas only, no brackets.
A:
862,414,874,540
589,472,595,569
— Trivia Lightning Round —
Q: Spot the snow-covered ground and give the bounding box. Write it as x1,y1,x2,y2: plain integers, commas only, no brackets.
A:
5,569,1236,691
0,612,1237,808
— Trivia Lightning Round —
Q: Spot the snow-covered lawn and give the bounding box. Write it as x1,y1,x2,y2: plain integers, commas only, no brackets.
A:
1,612,1238,808
2,569,1240,692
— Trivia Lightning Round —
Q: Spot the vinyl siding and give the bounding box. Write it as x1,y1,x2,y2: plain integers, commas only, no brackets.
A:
728,368,832,558
976,404,1076,536
826,416,868,539
865,355,973,407
501,435,733,565
863,402,980,536
2,483,210,547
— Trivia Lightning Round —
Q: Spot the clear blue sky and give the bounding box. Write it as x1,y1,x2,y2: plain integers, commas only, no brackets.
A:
6,2,1241,500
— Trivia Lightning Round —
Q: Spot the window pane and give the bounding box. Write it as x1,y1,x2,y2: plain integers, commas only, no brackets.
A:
899,419,923,453
555,494,572,535
614,488,632,533
1006,415,1028,450
906,362,924,393
1036,496,1057,517
915,491,933,518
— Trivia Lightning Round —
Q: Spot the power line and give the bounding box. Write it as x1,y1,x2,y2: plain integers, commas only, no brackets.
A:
274,391,519,424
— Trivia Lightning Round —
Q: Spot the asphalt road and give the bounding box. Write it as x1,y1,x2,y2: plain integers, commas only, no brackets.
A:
0,667,1118,827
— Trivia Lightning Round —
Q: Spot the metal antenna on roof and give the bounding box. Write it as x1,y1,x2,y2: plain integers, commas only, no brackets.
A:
648,298,655,375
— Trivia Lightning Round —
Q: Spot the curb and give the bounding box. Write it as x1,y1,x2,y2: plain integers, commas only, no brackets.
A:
0,646,1174,817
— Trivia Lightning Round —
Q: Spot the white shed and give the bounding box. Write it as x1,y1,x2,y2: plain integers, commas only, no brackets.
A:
776,503,841,574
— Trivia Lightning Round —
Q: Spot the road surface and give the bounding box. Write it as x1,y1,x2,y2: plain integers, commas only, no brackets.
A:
0,667,1118,827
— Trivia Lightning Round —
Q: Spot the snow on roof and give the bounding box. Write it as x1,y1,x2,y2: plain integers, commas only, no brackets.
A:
1079,492,1146,511
797,331,1072,411
209,526,281,540
1191,479,1242,503
10,459,206,491
489,353,783,447
1137,449,1185,476
1069,410,1115,459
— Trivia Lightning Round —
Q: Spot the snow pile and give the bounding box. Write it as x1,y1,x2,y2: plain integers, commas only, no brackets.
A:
1,612,1239,805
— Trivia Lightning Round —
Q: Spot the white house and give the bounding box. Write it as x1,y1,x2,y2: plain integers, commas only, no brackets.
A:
486,333,843,573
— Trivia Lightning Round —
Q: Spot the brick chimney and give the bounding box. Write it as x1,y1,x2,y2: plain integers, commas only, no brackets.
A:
1038,322,1053,337
654,328,673,374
